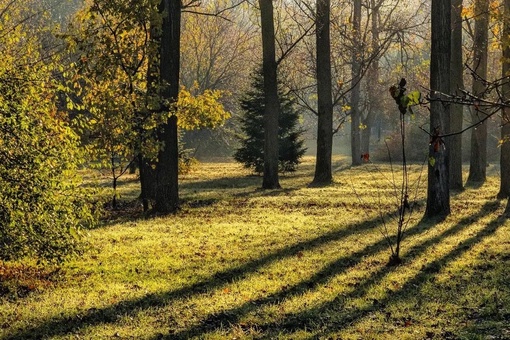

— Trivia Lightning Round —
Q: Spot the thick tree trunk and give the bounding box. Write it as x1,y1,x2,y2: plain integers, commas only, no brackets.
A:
499,0,510,199
259,0,281,189
350,0,362,166
467,0,489,184
425,0,451,219
311,0,333,186
449,0,464,190
154,0,181,213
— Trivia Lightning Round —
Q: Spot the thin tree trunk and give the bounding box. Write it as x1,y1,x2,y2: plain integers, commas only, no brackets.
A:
449,0,464,190
499,0,510,199
311,0,333,186
351,0,362,166
467,0,489,184
362,0,380,156
425,0,451,219
259,0,281,189
154,0,181,213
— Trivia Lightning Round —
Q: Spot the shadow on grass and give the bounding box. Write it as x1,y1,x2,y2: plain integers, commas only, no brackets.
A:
149,201,501,339
7,201,503,339
257,201,505,339
6,210,394,339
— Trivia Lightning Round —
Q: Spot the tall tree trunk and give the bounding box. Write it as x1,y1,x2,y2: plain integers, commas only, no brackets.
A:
361,0,380,156
351,0,362,166
259,0,281,189
467,0,489,184
154,0,181,213
311,0,333,186
425,0,451,219
139,13,161,212
500,0,510,201
449,0,464,190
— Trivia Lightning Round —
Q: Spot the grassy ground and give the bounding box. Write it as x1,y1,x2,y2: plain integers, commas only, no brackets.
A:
0,156,509,339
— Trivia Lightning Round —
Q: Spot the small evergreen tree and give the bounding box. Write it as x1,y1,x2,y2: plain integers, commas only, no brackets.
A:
235,68,306,174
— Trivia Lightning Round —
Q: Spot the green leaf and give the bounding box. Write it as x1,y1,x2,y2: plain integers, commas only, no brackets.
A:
429,157,436,167
407,91,421,106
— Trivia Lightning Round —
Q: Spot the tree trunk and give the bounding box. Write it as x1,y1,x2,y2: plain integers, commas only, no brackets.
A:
425,0,451,219
154,0,181,213
350,0,362,166
361,0,380,157
311,0,333,186
499,0,510,199
259,0,281,189
449,0,464,190
467,0,489,184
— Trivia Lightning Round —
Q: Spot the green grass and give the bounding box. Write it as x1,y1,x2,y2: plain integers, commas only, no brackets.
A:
1,156,509,339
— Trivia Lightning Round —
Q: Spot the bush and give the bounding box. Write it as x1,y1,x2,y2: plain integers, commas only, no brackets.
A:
0,2,97,263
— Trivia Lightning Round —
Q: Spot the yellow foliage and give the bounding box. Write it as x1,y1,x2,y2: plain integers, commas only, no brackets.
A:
176,85,231,131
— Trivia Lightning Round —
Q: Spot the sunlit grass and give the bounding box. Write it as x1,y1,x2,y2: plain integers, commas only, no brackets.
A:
0,156,509,339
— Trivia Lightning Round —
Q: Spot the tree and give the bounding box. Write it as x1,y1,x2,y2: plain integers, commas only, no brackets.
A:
449,0,464,191
362,0,381,159
425,0,451,219
259,0,281,189
65,0,153,209
467,0,489,184
235,68,306,174
0,0,95,262
350,0,362,167
500,0,510,202
311,0,334,186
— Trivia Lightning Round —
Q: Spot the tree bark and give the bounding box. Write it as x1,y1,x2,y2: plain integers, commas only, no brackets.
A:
467,0,489,184
449,0,464,190
311,0,333,186
361,0,380,157
499,0,510,199
425,0,451,219
154,0,181,213
259,0,281,189
350,0,362,166
139,13,161,212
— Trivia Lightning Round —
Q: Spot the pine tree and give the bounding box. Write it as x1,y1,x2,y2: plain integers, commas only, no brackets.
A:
235,68,306,174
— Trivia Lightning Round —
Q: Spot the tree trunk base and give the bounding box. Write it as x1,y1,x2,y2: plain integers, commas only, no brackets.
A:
387,254,402,267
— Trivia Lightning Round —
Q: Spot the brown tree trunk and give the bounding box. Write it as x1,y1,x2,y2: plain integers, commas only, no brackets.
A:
425,0,451,219
467,0,489,185
449,0,464,191
259,0,281,189
350,0,362,166
139,14,161,212
311,0,333,186
499,0,510,199
362,0,380,157
154,0,181,213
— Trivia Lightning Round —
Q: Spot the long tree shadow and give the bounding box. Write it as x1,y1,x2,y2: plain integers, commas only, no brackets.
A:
6,209,397,339
149,201,500,339
257,201,504,338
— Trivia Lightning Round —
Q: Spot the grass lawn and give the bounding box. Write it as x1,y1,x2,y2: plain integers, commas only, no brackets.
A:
0,156,509,339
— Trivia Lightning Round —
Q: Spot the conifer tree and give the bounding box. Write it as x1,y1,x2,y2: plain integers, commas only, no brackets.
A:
235,68,306,174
